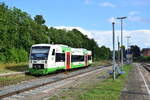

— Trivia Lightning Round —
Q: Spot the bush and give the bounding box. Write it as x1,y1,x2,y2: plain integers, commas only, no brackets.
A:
0,53,6,63
1,48,28,63
135,56,150,62
17,48,28,62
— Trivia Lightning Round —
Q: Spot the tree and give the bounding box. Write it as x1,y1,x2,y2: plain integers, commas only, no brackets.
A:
34,15,45,25
0,3,111,63
99,46,111,60
130,45,141,60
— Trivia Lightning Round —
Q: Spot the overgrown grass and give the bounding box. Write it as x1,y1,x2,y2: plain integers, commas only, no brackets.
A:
0,63,36,87
0,74,36,87
76,64,132,100
91,60,112,67
0,63,28,73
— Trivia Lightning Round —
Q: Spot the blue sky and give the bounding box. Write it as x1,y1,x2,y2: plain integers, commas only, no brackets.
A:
2,0,150,49
3,0,150,30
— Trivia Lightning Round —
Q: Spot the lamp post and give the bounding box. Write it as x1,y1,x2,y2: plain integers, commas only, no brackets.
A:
117,16,127,70
112,22,116,80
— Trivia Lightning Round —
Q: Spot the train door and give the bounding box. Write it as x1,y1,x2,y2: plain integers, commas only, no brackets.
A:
66,52,71,69
85,55,88,66
51,48,56,67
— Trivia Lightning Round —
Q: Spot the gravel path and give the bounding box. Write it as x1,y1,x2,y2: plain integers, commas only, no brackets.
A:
121,63,150,100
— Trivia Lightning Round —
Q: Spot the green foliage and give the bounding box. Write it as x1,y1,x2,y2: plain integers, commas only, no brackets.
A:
0,3,111,63
4,48,28,63
135,56,150,62
34,15,45,25
0,53,6,62
130,45,141,60
98,46,111,60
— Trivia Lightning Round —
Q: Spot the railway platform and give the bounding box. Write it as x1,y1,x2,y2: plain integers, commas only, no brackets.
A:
121,63,150,100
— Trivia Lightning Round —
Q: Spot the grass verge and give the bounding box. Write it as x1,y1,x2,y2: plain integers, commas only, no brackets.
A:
76,64,132,100
91,60,112,67
0,74,36,87
49,64,132,100
0,63,28,73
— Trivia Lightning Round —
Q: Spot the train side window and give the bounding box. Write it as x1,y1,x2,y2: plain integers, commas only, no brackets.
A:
88,55,92,60
71,55,84,62
56,53,65,62
52,49,55,55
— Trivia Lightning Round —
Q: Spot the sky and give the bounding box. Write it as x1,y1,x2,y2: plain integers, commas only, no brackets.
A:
2,0,150,49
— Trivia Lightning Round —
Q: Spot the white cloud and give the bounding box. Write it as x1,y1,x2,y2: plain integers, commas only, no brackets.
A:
91,24,97,26
107,17,120,25
128,11,141,22
53,26,150,50
108,17,116,23
129,11,140,16
84,0,91,5
54,26,93,39
89,30,150,50
128,16,141,22
128,16,150,24
128,11,150,24
99,2,116,7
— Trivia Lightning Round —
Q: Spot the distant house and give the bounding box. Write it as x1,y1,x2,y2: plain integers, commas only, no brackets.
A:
142,48,150,56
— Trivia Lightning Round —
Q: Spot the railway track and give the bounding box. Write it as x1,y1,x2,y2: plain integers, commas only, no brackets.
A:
141,63,150,72
0,65,111,99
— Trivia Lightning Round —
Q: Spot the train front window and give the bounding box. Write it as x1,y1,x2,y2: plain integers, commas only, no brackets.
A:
31,46,50,60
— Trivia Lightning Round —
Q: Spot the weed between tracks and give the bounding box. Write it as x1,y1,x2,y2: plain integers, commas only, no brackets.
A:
49,64,132,100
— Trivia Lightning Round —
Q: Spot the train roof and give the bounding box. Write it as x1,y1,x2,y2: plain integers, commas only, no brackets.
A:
32,44,52,47
31,44,91,52
32,44,69,47
54,44,69,48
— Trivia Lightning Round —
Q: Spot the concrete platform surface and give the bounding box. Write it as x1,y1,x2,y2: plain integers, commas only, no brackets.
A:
121,63,150,100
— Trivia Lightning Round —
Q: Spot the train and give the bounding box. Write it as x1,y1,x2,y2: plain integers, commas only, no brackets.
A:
29,44,92,75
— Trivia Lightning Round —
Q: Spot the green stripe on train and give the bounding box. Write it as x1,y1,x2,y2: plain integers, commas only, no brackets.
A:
29,64,85,75
71,64,85,68
29,68,58,75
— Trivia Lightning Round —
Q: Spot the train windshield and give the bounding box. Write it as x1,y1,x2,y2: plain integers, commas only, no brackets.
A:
30,46,50,60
